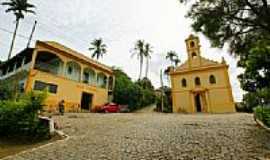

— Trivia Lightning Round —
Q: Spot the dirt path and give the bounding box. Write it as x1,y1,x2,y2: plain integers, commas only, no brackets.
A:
135,104,156,113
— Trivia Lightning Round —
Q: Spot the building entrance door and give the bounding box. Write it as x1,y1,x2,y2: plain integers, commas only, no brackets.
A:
81,92,93,111
195,94,202,112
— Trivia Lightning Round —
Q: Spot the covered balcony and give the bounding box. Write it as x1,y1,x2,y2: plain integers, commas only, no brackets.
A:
83,68,96,85
65,61,81,82
97,72,108,89
0,48,33,80
108,76,114,91
34,51,64,76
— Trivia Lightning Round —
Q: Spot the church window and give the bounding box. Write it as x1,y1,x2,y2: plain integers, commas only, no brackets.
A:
192,52,197,58
195,77,201,86
209,75,216,84
190,41,195,48
182,78,187,87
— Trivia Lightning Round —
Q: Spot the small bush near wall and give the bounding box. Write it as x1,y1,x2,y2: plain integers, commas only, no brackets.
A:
254,105,270,127
0,92,49,139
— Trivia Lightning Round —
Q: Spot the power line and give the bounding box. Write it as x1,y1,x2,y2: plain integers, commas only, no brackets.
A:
0,27,32,40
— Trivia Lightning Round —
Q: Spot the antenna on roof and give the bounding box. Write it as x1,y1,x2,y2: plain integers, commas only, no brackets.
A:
26,20,37,48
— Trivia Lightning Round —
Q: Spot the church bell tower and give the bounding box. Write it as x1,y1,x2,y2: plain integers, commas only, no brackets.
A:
185,34,202,67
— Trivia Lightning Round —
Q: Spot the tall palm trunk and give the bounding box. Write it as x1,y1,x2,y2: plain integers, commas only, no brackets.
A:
145,58,149,78
160,69,164,112
139,56,143,80
8,19,20,60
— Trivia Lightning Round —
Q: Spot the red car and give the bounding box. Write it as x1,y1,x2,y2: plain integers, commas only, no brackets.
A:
100,103,120,113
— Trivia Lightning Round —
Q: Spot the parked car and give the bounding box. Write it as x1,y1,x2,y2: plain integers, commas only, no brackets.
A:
100,103,120,113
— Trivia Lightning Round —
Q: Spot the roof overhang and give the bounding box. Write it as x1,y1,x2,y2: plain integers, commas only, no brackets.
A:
0,48,34,68
170,64,228,75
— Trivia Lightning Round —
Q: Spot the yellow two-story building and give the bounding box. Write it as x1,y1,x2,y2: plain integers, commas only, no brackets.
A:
170,35,235,113
0,41,114,112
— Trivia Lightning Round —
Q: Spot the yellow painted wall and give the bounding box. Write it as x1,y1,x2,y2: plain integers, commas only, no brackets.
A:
26,70,109,112
171,67,235,113
170,35,235,113
24,41,113,112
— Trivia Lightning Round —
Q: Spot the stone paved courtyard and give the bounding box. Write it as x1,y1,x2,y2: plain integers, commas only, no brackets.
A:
3,113,270,160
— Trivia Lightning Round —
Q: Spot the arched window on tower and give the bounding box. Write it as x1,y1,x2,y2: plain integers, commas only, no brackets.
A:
192,52,197,58
182,78,187,87
190,41,195,48
209,75,216,84
195,77,201,86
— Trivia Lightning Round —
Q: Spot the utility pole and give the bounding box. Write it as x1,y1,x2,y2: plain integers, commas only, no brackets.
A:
160,69,164,112
27,20,37,48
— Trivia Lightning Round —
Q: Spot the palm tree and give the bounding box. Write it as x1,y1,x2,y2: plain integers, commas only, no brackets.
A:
144,43,153,78
89,38,107,60
166,51,177,66
173,58,181,67
2,0,36,60
132,40,145,80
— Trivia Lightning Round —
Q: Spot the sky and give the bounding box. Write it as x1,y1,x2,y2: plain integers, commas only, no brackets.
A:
0,0,244,101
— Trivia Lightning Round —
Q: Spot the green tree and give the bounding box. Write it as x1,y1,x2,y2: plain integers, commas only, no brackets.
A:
173,58,181,67
113,68,142,111
144,43,153,78
113,68,156,111
164,66,172,85
89,38,107,60
179,0,270,110
132,40,145,80
135,77,154,90
166,51,177,66
1,0,35,60
180,0,270,49
135,78,156,107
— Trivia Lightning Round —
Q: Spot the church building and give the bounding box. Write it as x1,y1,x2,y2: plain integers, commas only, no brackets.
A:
170,34,235,113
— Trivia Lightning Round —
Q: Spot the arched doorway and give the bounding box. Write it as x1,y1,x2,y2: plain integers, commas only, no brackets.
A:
195,94,202,112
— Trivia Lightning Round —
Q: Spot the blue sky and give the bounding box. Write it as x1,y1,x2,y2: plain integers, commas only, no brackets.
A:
0,0,244,101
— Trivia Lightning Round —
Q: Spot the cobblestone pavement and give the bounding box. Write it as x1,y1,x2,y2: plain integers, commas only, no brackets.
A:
3,113,270,160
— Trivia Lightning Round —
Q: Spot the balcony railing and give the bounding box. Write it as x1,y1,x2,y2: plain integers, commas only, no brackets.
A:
0,63,31,80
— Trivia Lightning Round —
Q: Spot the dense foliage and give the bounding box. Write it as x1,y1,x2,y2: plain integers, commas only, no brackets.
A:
179,0,270,111
255,106,270,127
113,69,156,111
0,92,49,138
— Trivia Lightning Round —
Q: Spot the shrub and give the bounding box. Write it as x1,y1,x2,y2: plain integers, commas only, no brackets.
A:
0,92,49,139
254,105,270,127
113,69,156,111
156,94,172,113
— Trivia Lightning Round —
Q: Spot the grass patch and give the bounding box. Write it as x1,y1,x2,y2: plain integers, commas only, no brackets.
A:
254,106,270,128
